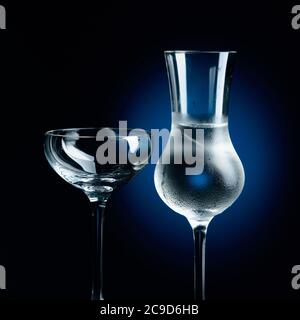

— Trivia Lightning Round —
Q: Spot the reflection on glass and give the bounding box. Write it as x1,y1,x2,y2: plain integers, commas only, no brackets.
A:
44,128,151,300
154,51,245,301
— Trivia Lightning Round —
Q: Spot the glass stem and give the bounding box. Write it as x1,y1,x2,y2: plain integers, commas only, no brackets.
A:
90,200,106,300
193,224,208,301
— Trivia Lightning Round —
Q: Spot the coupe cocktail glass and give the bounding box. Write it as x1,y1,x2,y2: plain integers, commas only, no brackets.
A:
44,127,151,300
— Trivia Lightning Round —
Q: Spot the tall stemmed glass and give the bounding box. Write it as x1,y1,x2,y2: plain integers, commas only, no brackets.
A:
44,127,151,300
154,51,245,301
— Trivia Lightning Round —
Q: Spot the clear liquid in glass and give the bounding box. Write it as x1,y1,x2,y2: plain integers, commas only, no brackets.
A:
154,113,244,227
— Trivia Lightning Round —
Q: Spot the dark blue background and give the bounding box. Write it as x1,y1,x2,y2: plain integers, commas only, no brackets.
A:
0,2,298,300
111,54,287,299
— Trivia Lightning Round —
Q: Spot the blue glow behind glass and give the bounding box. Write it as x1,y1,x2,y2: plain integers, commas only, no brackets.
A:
116,60,284,259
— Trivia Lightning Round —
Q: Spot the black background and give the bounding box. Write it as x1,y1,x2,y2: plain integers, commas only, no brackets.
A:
0,1,299,301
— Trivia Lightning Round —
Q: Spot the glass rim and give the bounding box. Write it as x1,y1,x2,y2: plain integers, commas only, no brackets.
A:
164,50,237,54
45,127,151,139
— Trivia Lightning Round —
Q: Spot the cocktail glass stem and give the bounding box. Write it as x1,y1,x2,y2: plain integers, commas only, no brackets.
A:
90,199,107,301
193,224,208,301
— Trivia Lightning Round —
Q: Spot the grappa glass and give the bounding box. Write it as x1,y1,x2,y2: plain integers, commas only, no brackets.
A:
44,128,151,300
154,51,245,300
